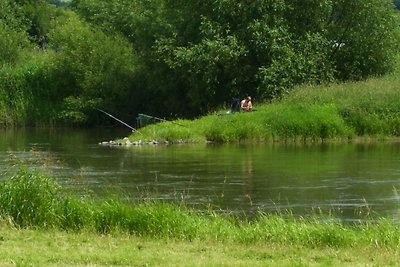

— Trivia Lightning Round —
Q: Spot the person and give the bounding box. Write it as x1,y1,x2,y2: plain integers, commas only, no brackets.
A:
240,96,252,111
230,98,240,113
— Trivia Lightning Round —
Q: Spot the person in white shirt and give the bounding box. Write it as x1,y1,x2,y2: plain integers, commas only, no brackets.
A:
240,96,252,111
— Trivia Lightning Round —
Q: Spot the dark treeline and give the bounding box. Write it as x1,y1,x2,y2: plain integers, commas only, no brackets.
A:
0,0,399,126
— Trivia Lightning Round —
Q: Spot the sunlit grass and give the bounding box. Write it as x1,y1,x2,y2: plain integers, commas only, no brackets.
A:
287,76,400,136
2,225,399,266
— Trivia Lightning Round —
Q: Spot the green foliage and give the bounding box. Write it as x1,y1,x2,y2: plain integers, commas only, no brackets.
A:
57,96,102,124
0,51,69,125
1,0,400,125
151,123,199,143
49,12,136,95
21,1,57,44
258,32,334,100
199,113,266,143
48,11,137,123
153,0,399,109
328,0,400,80
0,22,31,66
0,0,28,32
93,201,199,238
69,0,400,118
0,1,67,125
157,32,247,113
0,62,34,125
48,0,72,8
0,0,32,66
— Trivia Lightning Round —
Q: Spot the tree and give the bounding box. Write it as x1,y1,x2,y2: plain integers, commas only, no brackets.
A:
48,11,137,124
0,21,31,66
155,1,334,104
394,0,400,9
22,0,391,120
70,0,400,117
327,0,400,80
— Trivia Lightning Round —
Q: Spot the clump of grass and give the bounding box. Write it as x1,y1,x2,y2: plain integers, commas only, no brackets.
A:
235,215,356,247
263,103,352,141
56,196,94,231
131,120,204,143
91,200,201,239
2,166,400,248
0,167,59,227
199,113,267,143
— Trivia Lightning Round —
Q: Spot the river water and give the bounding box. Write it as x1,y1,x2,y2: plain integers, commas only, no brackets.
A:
1,128,400,222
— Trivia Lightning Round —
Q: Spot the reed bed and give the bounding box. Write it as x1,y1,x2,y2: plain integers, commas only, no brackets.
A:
1,167,400,248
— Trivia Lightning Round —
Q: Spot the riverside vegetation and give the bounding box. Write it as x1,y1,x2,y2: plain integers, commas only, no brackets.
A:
1,167,400,266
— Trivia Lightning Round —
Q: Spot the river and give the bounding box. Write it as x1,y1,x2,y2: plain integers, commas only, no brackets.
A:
1,127,400,222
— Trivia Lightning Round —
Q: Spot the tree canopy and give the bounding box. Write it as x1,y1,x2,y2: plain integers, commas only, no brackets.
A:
0,0,399,125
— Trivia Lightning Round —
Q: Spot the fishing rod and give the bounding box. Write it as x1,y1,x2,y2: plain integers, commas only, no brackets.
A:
95,108,137,132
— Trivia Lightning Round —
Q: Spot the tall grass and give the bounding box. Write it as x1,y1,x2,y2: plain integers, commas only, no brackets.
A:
0,167,59,227
287,76,400,137
1,167,400,248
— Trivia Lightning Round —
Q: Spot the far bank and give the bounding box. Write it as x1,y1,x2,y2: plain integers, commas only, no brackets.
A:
123,75,400,145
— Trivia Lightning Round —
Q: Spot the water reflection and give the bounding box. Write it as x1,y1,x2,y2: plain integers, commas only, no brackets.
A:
2,128,400,222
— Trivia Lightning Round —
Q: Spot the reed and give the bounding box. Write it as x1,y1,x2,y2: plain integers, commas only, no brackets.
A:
1,167,400,248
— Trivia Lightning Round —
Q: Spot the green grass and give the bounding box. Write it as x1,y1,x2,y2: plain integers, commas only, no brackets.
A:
128,74,400,144
0,225,400,266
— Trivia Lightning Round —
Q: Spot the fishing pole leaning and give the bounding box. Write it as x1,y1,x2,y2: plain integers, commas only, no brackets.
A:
95,108,138,132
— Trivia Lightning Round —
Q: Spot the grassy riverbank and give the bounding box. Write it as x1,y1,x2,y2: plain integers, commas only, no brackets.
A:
1,167,400,265
127,74,400,144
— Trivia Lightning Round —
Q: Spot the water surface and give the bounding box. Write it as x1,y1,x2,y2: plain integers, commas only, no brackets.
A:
1,128,400,222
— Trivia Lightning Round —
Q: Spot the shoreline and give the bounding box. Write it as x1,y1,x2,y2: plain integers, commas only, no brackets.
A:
102,135,400,147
